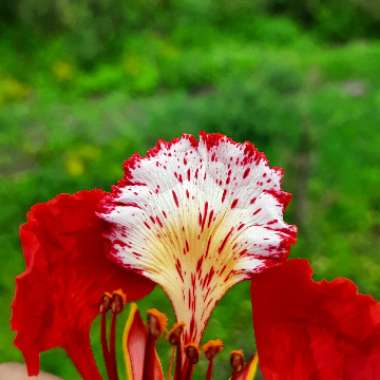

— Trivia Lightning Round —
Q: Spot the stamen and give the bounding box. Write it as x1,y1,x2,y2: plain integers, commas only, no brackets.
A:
110,290,126,380
99,292,113,313
143,309,167,380
230,350,245,380
168,322,185,380
184,343,200,380
203,339,224,380
99,293,114,380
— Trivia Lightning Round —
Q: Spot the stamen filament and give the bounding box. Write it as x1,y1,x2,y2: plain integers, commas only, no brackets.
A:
100,310,115,380
99,293,116,380
109,291,126,380
109,311,119,380
142,332,157,380
184,363,195,380
205,358,214,380
174,346,183,380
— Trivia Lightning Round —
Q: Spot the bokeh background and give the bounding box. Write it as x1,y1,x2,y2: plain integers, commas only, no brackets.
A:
1,1,380,379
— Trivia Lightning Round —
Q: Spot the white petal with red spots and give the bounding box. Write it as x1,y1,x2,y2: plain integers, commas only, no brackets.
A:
101,133,296,344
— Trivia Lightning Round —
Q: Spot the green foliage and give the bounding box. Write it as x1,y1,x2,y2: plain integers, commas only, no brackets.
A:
1,7,380,380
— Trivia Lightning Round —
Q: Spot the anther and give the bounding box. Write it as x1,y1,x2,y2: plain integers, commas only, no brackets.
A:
203,339,224,360
111,289,126,314
168,322,185,346
147,308,168,338
99,292,112,313
185,343,200,364
230,350,245,377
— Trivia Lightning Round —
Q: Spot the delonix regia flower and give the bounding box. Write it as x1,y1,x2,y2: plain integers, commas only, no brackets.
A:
11,133,380,380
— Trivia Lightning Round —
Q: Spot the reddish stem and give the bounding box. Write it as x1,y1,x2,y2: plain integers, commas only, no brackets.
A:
184,360,194,380
231,371,243,380
142,333,156,380
206,358,214,380
173,344,183,380
100,310,115,380
109,311,119,380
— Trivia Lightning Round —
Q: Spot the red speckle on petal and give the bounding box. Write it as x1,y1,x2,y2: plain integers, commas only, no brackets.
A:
207,210,214,228
218,228,234,254
200,202,209,232
156,216,163,228
196,257,204,274
221,189,227,203
176,259,184,281
172,190,179,207
205,236,212,258
205,267,215,288
243,168,251,179
231,199,239,209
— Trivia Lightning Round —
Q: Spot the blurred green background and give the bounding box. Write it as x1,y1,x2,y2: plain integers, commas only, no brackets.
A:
1,1,380,379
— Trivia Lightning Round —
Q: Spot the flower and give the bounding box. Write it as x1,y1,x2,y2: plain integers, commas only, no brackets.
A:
11,190,154,379
100,132,297,345
11,133,380,380
251,259,380,380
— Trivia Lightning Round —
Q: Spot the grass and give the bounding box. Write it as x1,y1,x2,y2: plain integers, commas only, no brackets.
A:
1,15,380,379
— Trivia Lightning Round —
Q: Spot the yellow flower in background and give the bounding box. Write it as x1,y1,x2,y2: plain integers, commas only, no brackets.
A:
52,61,74,81
65,154,84,177
0,77,30,105
64,145,100,177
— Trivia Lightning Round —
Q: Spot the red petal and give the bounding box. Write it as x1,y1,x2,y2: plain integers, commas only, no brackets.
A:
11,190,154,379
123,304,164,380
251,259,380,380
